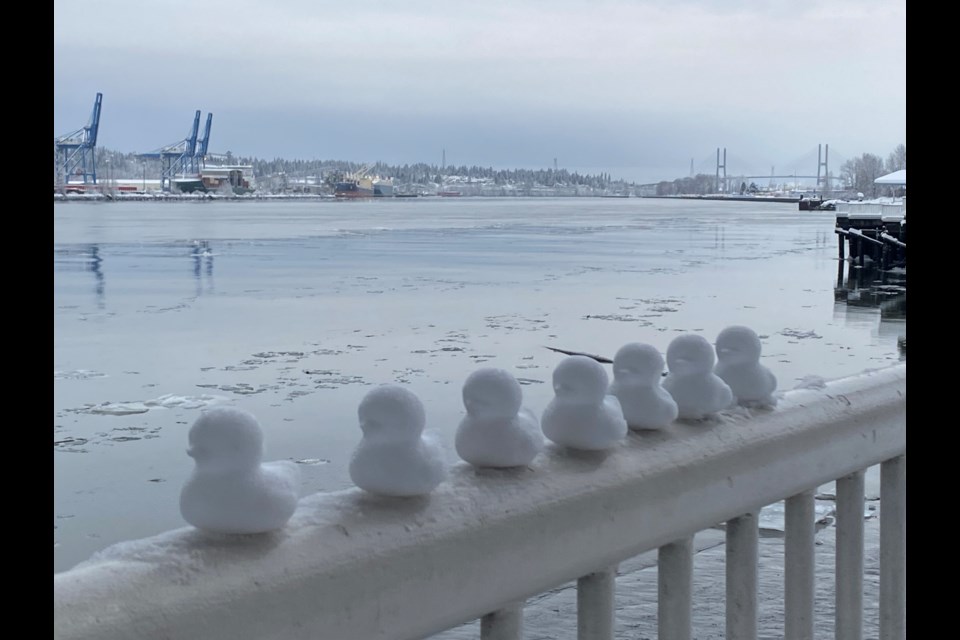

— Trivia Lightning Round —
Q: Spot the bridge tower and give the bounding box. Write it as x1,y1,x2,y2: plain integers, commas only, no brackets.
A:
715,147,727,193
55,93,103,189
816,144,830,193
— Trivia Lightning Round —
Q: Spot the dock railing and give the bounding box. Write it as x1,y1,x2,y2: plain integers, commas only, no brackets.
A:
54,364,906,640
836,201,906,219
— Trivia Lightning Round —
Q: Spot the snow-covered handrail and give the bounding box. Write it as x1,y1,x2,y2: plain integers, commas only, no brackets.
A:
847,227,884,245
880,232,907,248
53,365,906,640
836,201,905,219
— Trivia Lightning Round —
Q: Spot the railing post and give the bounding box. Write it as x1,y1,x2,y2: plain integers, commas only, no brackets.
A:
836,470,865,640
785,491,815,640
880,455,906,640
727,512,758,640
658,536,693,640
577,566,616,640
481,603,524,640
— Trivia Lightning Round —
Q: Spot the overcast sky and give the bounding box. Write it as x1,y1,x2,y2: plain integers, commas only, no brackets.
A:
53,0,905,183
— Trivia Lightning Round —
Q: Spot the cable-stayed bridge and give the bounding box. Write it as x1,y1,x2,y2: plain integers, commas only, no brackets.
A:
680,144,854,192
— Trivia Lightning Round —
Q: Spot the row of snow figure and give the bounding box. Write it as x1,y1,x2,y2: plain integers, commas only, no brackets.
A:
180,326,777,534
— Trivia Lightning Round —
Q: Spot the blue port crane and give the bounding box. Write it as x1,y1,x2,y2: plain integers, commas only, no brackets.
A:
139,110,204,192
195,113,213,170
55,93,103,187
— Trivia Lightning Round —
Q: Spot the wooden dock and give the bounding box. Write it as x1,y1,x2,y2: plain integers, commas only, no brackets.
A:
834,201,906,270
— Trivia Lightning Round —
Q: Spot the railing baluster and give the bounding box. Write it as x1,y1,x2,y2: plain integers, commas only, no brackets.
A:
658,536,693,640
785,491,815,640
577,566,616,640
480,602,523,640
836,470,865,640
880,455,906,640
727,512,758,640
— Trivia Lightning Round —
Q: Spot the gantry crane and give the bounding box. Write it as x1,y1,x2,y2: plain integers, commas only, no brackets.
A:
55,93,103,188
139,110,208,191
195,113,213,170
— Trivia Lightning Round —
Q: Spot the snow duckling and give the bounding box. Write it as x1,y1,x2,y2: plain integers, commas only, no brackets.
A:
609,342,678,431
455,367,543,468
662,334,734,420
541,355,627,450
714,325,777,407
349,384,446,497
180,406,300,534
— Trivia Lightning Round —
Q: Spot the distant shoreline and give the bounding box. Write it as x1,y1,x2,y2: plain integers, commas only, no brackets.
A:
54,192,806,203
641,194,802,203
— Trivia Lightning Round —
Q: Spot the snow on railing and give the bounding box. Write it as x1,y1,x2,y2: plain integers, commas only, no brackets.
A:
881,232,907,248
836,201,906,219
53,364,906,640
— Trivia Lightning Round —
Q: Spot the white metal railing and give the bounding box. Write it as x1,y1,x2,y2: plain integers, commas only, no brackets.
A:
53,364,906,640
836,202,906,219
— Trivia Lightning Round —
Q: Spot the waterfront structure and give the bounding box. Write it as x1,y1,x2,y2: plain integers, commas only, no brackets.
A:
55,93,103,188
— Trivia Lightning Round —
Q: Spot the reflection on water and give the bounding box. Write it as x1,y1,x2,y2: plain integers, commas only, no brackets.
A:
191,240,215,296
90,245,104,308
834,261,906,357
54,240,218,308
54,244,106,309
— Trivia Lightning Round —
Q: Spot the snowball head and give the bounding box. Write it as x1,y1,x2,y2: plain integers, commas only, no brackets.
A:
187,406,264,472
358,384,427,441
462,368,523,419
715,325,762,365
666,334,716,375
613,343,666,386
552,355,609,403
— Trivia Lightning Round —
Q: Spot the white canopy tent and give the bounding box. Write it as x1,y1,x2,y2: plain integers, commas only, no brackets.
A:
875,169,906,185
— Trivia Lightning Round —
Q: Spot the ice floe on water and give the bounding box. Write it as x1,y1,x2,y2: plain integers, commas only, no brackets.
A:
54,369,108,380
483,314,550,332
54,424,165,452
197,383,275,395
583,314,655,324
779,328,823,340
251,351,306,360
146,394,228,409
52,437,90,452
291,458,331,466
301,372,367,388
67,393,228,416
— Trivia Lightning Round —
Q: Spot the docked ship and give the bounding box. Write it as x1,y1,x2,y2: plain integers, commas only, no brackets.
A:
335,176,375,198
334,166,394,198
373,177,394,197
